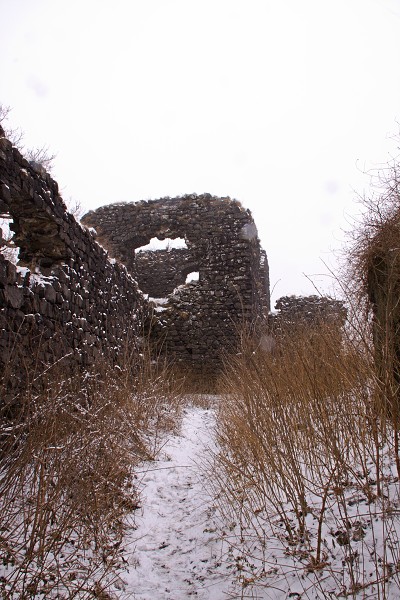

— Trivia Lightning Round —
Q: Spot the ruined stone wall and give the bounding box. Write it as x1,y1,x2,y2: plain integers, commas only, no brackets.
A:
273,295,347,326
0,121,270,389
0,126,146,398
82,195,270,376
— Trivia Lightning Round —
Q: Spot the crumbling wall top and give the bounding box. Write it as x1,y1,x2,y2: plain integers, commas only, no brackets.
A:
82,194,270,374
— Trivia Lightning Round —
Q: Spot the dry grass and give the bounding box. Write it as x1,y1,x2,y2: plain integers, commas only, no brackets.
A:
209,150,400,598
168,361,220,395
0,345,182,599
345,156,400,427
212,320,400,598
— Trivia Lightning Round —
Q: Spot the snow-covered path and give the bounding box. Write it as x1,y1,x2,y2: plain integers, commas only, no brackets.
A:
121,404,232,600
111,400,400,600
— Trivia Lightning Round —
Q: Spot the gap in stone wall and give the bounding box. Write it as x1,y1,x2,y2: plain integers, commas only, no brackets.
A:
81,194,271,378
0,217,19,264
135,237,187,253
133,236,197,299
185,272,199,284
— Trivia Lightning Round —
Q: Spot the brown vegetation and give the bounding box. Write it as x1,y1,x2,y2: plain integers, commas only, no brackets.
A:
211,154,400,596
0,343,182,598
212,318,400,596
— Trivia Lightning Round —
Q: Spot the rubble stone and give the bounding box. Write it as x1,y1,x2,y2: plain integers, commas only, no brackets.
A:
0,123,270,392
82,195,270,376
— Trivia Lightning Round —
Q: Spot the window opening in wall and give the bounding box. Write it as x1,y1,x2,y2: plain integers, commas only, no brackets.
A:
185,271,199,284
0,217,18,264
135,237,187,253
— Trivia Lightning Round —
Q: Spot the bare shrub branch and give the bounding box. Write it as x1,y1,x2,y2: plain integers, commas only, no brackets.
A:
0,103,56,173
0,337,183,598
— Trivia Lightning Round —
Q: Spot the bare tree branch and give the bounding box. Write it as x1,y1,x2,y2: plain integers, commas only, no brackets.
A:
0,103,56,172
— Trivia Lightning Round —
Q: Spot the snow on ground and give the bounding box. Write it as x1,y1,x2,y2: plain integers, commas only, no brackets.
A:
116,401,400,600
119,403,235,600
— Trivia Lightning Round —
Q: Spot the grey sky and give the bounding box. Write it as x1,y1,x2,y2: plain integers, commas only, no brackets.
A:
1,0,400,304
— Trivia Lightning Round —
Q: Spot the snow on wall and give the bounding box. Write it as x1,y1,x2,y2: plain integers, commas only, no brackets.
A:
0,120,270,392
82,194,270,377
0,126,146,400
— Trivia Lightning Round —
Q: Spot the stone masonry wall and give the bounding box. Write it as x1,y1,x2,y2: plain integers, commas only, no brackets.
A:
273,295,347,326
82,195,270,376
0,125,146,400
0,120,270,391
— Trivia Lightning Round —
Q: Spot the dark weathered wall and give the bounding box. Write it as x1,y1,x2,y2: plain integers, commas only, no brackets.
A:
0,126,146,398
82,195,270,375
0,121,270,389
273,295,347,325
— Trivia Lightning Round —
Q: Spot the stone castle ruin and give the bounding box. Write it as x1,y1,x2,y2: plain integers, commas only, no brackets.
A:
0,123,270,392
0,125,146,398
82,196,270,376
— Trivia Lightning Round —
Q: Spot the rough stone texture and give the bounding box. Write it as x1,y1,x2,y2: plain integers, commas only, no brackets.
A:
0,128,146,399
272,295,347,326
0,120,270,391
82,195,270,375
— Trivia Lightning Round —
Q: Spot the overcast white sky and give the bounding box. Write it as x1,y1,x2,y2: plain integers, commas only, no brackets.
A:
1,0,400,305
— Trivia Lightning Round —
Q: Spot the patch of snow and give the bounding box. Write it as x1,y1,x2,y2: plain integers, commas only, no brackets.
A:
15,266,30,277
119,405,235,599
117,401,400,600
172,284,186,295
149,297,169,305
29,273,56,286
149,297,169,312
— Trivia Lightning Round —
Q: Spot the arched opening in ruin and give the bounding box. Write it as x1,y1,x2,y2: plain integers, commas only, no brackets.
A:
132,235,201,299
80,194,270,377
135,236,187,253
0,216,19,264
185,271,199,284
